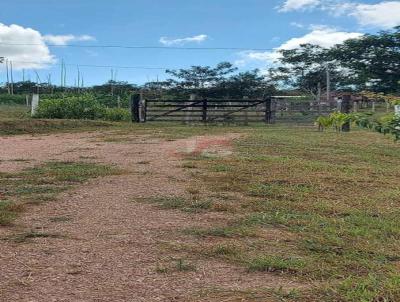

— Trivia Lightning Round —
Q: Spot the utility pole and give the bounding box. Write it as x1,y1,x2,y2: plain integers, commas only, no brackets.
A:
326,64,331,103
77,65,80,93
110,69,114,96
5,59,10,94
10,61,14,95
60,59,64,88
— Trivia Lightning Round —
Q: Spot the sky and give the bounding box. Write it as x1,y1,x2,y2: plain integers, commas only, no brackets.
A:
0,0,399,86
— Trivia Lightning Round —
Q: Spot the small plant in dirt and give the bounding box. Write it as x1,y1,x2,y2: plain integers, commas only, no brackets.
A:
175,258,196,272
136,196,213,213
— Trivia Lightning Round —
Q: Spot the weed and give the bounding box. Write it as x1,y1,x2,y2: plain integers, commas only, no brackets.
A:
247,255,306,273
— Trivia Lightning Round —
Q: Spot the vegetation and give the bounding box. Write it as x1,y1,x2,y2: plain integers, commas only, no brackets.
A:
0,162,121,227
316,111,400,140
270,26,400,96
34,95,130,121
178,126,400,301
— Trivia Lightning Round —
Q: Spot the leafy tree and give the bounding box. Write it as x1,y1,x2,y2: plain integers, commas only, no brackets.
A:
270,44,345,99
220,69,276,98
329,26,400,93
165,62,237,97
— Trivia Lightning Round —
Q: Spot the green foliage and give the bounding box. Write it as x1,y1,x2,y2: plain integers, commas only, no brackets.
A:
0,94,26,105
354,113,400,141
315,111,352,132
35,95,106,119
317,111,400,140
103,108,131,121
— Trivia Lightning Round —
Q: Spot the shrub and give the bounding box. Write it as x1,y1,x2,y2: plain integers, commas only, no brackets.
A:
103,108,131,121
0,94,26,105
35,95,106,120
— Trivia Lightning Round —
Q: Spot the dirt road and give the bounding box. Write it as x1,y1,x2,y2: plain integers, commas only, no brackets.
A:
0,131,300,301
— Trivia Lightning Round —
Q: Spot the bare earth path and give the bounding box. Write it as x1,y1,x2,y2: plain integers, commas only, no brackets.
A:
0,131,301,301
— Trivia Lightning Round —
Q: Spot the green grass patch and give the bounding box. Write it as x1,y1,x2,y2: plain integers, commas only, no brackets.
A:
135,196,213,213
182,125,400,301
0,161,121,227
247,255,306,273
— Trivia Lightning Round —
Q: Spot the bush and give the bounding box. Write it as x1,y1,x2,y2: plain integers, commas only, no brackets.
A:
0,94,26,105
103,108,131,121
35,95,106,120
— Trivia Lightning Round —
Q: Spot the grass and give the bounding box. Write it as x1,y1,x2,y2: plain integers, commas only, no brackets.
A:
155,258,197,273
0,161,121,227
179,125,400,301
6,231,65,243
135,196,213,213
246,255,306,273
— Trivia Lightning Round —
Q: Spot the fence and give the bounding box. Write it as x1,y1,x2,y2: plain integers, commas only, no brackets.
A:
130,95,378,124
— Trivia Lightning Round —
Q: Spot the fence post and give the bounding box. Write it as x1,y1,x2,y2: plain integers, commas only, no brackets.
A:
264,97,274,124
131,94,140,123
186,94,196,123
31,94,39,116
202,99,207,122
395,105,400,117
139,94,146,122
353,101,359,113
243,96,249,125
341,94,351,132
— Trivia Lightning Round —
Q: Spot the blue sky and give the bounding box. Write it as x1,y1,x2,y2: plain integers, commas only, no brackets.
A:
0,0,399,85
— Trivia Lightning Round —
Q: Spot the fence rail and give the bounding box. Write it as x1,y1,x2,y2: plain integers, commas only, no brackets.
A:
130,96,344,123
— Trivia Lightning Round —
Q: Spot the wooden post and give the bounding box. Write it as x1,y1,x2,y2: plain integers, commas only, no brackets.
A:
139,94,146,122
353,101,358,113
395,105,400,117
186,94,196,123
31,94,39,116
202,99,207,122
341,94,351,132
243,96,249,125
131,94,140,123
265,97,274,124
372,101,376,112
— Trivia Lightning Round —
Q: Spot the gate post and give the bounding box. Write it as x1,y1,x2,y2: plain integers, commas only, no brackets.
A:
31,94,39,116
131,94,140,123
202,99,207,122
341,94,351,132
265,97,275,124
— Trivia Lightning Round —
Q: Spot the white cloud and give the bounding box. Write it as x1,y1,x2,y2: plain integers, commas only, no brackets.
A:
237,27,362,67
0,23,55,69
350,1,400,29
290,22,305,28
0,23,95,70
159,34,208,46
279,0,321,12
279,0,400,29
43,34,95,45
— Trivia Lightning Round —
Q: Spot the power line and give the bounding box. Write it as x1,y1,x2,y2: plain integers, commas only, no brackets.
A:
5,60,169,70
0,42,274,51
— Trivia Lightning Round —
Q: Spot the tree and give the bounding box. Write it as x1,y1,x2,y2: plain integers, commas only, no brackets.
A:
270,44,345,99
329,26,400,93
220,70,276,98
165,62,237,97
